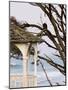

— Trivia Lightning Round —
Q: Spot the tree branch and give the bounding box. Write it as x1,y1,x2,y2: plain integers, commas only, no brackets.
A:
38,55,65,75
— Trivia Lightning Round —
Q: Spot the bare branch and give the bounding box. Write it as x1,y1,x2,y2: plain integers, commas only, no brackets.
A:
39,60,52,86
38,55,65,75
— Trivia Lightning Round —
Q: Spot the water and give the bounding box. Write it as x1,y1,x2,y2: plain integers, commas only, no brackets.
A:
10,58,65,86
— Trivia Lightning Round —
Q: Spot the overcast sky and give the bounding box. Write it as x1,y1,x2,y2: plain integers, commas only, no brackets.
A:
10,2,43,24
10,2,55,33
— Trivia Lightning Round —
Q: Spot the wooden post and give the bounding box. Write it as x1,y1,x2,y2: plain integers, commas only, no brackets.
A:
15,43,29,87
34,43,37,76
33,43,37,86
23,56,28,75
15,44,29,76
